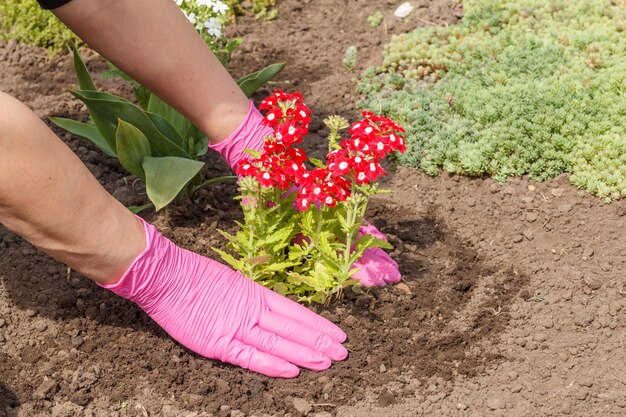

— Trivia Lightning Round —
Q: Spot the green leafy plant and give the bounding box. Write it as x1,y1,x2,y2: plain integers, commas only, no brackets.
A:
213,91,406,303
0,0,77,55
367,11,384,27
226,0,277,19
358,0,626,201
343,46,358,70
51,49,232,212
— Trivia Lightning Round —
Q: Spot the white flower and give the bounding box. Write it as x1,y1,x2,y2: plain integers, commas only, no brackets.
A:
204,17,223,37
196,0,228,14
175,0,183,5
183,10,197,24
211,1,229,15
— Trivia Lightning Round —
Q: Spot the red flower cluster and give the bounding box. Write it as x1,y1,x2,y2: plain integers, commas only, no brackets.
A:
259,90,312,147
296,168,351,211
237,91,406,211
327,111,406,185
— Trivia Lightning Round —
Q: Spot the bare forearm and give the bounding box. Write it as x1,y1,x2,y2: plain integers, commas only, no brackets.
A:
53,0,249,143
0,93,145,284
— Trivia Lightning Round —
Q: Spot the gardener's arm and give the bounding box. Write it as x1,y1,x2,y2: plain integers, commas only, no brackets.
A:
0,91,347,377
49,0,249,144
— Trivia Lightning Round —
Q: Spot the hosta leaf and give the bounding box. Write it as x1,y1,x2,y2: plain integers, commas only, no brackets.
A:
147,94,191,139
128,203,154,214
70,90,189,158
184,125,209,157
145,112,185,150
142,156,204,211
72,47,96,91
49,117,116,157
237,63,285,97
115,119,152,180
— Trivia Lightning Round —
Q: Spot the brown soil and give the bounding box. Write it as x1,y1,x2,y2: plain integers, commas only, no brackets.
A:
1,1,625,417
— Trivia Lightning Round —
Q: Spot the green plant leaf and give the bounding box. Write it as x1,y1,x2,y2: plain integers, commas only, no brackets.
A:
115,119,152,180
212,247,245,271
142,156,204,211
237,63,285,97
358,234,393,251
263,261,301,272
49,117,116,157
309,157,327,169
145,111,185,150
243,148,262,158
72,47,96,91
147,94,192,139
70,90,189,158
128,203,154,214
184,124,209,157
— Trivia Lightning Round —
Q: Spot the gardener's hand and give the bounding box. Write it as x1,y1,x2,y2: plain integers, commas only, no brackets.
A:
100,218,348,377
352,223,401,287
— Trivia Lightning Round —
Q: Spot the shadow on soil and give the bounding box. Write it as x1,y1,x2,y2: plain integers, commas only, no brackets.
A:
0,373,21,414
0,198,530,414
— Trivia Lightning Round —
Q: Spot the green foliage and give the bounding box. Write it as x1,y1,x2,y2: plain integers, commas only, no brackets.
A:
226,0,277,19
216,178,392,303
50,49,234,212
358,0,626,200
0,0,77,54
367,11,384,27
237,62,286,97
214,120,394,304
343,46,358,70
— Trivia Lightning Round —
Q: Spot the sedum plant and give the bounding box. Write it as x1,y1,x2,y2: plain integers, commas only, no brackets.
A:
358,0,626,201
214,91,406,303
51,49,283,211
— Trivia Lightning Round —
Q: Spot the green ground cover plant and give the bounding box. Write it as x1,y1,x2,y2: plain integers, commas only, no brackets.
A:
0,0,277,56
0,0,75,53
358,0,626,200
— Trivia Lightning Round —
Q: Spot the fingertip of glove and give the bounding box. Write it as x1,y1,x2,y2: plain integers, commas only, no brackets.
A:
332,344,349,361
275,363,300,378
333,327,348,343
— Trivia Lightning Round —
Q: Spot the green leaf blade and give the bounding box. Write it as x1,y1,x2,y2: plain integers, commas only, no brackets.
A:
142,156,204,211
49,117,116,157
70,89,189,158
116,119,152,180
237,63,285,97
72,47,96,91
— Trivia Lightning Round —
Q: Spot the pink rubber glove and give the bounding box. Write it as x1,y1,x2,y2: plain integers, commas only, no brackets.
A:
352,224,401,286
99,218,348,377
210,100,402,287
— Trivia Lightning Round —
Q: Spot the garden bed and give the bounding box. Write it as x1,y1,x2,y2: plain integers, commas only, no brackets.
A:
1,1,625,416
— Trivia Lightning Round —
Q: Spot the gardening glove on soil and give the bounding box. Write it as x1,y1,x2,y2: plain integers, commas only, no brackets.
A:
210,100,402,287
352,224,401,286
99,217,348,378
